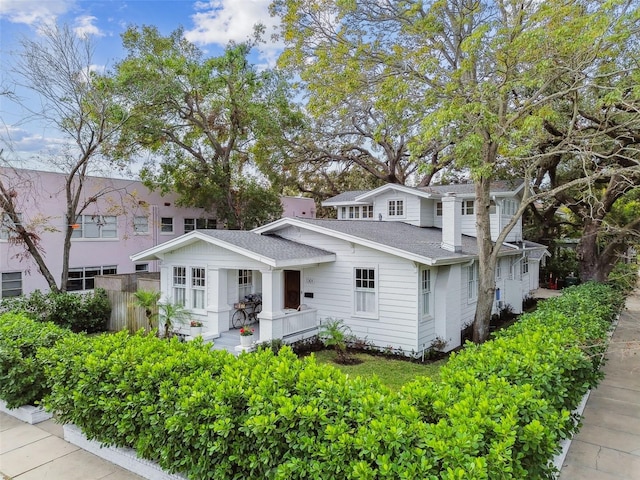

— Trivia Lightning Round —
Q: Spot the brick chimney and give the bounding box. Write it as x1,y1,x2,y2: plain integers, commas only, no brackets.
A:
441,193,462,253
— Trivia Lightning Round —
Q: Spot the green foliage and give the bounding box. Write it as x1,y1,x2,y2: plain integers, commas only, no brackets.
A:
131,290,160,330
318,318,352,363
159,301,191,338
0,313,72,408
31,282,619,478
607,260,639,294
0,289,111,333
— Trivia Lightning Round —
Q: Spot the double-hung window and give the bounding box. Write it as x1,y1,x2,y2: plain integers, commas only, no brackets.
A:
133,216,148,234
161,217,174,233
67,265,116,291
522,256,529,275
191,267,206,309
496,259,502,279
348,206,360,219
461,200,474,215
363,205,374,218
421,269,432,318
388,200,404,217
185,218,216,232
173,266,187,306
436,202,443,216
238,269,253,299
467,262,478,301
354,267,377,316
72,215,117,239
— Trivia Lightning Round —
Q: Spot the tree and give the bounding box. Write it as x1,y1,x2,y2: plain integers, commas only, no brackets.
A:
114,27,305,229
272,0,640,342
2,24,133,292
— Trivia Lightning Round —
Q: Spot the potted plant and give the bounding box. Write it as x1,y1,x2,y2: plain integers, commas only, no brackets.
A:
239,326,255,347
190,320,203,337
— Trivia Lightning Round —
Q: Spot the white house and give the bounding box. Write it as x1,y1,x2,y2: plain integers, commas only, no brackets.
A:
131,179,547,354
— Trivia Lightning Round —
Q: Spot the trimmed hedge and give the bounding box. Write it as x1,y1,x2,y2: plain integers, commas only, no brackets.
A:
34,282,620,479
0,288,111,333
0,313,72,408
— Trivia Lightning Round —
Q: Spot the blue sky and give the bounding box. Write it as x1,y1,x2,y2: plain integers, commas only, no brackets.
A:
0,0,281,166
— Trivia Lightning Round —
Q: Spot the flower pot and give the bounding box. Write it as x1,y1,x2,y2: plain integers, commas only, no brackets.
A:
190,326,202,336
240,335,253,347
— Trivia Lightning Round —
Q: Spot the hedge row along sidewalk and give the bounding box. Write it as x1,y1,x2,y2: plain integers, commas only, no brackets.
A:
0,282,623,479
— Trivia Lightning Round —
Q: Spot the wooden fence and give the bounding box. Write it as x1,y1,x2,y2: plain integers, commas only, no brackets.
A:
105,290,154,333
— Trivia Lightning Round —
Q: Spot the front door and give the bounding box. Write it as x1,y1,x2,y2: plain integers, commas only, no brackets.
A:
284,270,301,309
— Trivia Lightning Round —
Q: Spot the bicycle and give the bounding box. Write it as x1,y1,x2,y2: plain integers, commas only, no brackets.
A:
232,297,262,328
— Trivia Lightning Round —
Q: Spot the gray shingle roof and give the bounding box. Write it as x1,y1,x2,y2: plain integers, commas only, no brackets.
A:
197,230,334,261
419,179,524,196
323,190,371,204
291,219,480,260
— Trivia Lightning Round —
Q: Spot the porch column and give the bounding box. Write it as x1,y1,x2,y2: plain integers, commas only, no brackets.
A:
207,268,231,334
258,268,284,341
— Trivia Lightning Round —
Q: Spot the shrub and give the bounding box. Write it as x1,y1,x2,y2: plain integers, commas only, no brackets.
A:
0,313,72,408
0,289,111,333
607,260,638,294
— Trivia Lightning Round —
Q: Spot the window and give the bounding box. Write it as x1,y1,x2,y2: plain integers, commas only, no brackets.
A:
135,263,149,272
133,216,148,234
489,201,497,214
388,199,404,217
503,199,517,216
363,205,374,218
161,217,174,233
421,269,432,317
238,269,253,299
191,267,206,309
496,259,502,279
355,267,377,315
522,256,529,275
341,207,347,219
461,200,474,215
173,266,186,306
2,272,22,298
467,262,478,301
71,215,117,239
348,206,360,219
184,218,216,232
0,213,22,240
436,202,442,216
509,257,518,280
67,265,116,291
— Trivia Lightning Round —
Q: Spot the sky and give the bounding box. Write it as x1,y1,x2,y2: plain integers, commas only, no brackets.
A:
0,0,282,170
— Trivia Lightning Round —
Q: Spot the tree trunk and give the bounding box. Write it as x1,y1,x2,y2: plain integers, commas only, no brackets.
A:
472,175,497,343
577,220,604,282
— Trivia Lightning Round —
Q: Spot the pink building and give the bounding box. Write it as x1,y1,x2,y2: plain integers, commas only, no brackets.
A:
0,168,216,297
280,196,316,218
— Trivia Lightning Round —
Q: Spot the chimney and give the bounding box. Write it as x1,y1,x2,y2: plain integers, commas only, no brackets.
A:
441,193,462,253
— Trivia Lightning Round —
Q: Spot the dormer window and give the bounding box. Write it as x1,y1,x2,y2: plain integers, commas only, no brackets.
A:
388,199,404,217
461,200,474,215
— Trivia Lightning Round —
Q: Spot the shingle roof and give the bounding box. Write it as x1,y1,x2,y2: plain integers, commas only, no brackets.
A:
419,179,524,196
322,190,371,204
197,230,334,261
291,218,479,260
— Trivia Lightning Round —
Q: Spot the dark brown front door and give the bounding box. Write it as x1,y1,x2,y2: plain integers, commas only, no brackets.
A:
284,270,301,309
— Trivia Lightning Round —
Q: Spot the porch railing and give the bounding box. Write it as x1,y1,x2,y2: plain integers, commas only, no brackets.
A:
282,309,318,337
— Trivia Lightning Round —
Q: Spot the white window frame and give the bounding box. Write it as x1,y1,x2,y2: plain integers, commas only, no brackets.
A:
160,217,174,234
436,202,443,216
191,267,206,310
340,207,347,219
467,262,478,302
1,271,22,298
522,256,529,275
420,268,432,320
71,215,118,239
135,263,149,272
238,269,253,300
185,218,216,232
173,266,186,306
0,213,22,240
496,258,502,279
362,205,374,219
133,216,149,234
461,200,474,215
354,267,378,317
67,265,117,291
388,199,404,217
348,206,360,219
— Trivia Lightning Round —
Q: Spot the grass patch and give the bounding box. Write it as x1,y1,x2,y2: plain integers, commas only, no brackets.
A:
311,349,446,390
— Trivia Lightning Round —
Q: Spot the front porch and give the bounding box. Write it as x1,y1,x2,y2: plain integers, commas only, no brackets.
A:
209,307,319,355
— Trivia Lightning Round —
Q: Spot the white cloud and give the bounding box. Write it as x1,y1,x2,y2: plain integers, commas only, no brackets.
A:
73,15,104,38
184,0,283,65
0,0,74,26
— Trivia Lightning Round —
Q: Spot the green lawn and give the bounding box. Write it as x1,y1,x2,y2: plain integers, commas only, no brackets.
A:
310,349,447,391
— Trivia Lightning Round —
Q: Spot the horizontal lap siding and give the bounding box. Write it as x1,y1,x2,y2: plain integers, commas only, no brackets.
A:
280,227,421,352
164,242,267,270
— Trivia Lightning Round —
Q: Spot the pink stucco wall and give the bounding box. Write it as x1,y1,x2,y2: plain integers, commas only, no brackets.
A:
0,168,215,295
281,196,316,218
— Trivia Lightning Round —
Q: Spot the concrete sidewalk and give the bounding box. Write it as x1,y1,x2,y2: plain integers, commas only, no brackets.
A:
0,413,141,480
559,287,640,479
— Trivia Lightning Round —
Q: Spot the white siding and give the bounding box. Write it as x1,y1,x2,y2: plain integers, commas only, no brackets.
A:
460,264,477,332
370,190,421,225
278,227,423,352
419,198,436,227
